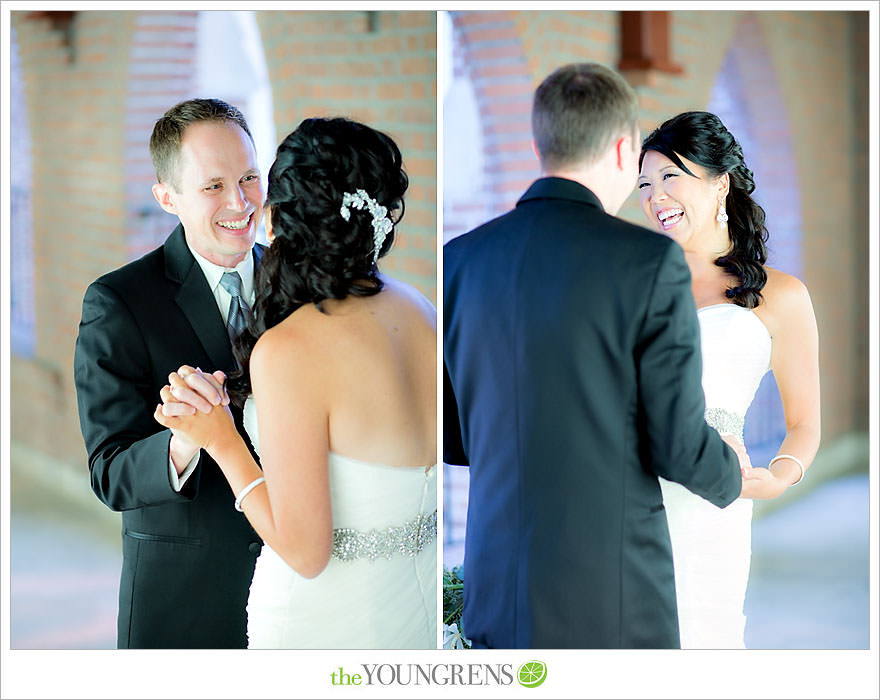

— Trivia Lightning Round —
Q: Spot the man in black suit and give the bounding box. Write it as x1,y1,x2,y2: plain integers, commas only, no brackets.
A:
444,63,748,648
74,99,266,648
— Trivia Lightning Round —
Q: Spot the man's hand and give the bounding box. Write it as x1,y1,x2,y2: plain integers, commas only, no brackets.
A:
163,366,229,415
169,432,200,475
721,433,752,479
162,366,229,475
720,434,790,499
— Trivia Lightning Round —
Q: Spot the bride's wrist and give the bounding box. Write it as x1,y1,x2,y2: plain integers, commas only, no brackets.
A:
769,454,806,486
206,430,244,463
768,462,799,489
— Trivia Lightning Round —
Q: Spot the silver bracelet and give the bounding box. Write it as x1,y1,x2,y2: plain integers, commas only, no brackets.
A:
768,454,805,486
234,476,266,511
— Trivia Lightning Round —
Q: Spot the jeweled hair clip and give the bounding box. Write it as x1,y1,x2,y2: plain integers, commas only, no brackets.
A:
340,188,393,264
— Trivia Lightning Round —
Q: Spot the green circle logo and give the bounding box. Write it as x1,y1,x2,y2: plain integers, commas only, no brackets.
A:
517,660,547,688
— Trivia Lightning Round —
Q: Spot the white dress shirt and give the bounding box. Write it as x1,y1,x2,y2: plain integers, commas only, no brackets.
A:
169,243,256,491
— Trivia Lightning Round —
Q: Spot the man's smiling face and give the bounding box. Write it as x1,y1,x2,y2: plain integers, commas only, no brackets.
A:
154,120,263,268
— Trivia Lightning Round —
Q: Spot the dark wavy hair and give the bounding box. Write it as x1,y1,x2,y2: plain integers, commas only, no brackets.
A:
227,117,408,404
640,111,768,308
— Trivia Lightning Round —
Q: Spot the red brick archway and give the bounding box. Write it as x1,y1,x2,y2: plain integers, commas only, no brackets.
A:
446,11,538,239
125,11,199,259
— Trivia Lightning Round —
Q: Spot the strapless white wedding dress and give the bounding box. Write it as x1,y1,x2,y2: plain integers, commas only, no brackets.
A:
659,303,771,649
242,398,437,649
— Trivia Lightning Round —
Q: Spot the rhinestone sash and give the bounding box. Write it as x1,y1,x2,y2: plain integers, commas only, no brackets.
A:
332,510,437,562
704,407,745,440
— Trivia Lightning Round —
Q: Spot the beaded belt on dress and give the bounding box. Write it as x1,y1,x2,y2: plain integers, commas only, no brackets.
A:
705,407,745,440
332,510,437,562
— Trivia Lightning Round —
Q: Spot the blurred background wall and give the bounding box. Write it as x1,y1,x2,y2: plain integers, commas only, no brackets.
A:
442,9,870,648
7,8,436,648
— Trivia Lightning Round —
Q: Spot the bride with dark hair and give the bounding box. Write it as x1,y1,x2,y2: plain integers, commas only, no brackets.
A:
638,111,820,648
155,117,437,649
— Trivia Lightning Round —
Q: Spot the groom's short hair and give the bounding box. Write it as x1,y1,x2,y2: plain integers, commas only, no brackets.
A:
150,98,254,191
532,62,639,172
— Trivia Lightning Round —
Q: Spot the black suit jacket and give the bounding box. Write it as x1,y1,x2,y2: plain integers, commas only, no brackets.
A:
74,225,266,648
443,178,742,649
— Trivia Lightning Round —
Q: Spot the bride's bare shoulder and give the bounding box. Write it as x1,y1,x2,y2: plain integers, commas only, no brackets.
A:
251,278,436,367
250,308,319,370
762,267,811,305
757,266,816,333
379,275,437,325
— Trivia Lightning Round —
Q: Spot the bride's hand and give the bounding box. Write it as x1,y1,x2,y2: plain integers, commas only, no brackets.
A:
166,365,229,413
739,466,789,500
154,372,236,454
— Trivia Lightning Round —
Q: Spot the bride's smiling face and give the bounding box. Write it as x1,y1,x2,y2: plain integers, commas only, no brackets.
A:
637,150,724,249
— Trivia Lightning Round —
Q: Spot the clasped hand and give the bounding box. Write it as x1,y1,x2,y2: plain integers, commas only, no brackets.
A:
720,433,789,499
154,365,235,453
738,465,789,499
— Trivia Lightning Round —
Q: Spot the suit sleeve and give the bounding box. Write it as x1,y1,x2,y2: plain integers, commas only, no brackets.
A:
635,243,741,507
443,361,469,466
74,281,200,511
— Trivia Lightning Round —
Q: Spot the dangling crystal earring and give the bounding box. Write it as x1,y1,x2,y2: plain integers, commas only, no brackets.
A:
716,201,728,225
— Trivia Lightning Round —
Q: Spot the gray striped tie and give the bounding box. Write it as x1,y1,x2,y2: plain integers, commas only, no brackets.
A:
219,271,250,342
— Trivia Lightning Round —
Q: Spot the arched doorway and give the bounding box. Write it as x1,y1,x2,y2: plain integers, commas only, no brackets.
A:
707,12,801,466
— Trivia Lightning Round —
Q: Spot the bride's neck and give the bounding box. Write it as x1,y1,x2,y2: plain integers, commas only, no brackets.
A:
684,249,725,283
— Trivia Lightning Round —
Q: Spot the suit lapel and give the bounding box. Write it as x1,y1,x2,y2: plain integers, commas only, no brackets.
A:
163,225,268,373
252,240,264,269
164,225,234,371
177,266,236,371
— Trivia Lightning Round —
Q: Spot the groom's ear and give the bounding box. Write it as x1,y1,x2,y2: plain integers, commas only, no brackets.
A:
530,140,541,162
614,135,630,170
152,181,178,216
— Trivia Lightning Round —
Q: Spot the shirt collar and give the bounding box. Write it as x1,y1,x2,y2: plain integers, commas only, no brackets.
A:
186,240,255,301
516,177,605,211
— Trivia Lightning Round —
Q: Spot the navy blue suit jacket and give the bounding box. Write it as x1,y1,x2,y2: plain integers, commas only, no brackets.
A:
443,178,741,648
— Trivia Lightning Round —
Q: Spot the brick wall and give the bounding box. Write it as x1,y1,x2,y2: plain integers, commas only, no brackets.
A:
125,12,198,259
441,13,491,242
450,11,535,223
11,11,135,464
257,10,437,301
756,11,869,438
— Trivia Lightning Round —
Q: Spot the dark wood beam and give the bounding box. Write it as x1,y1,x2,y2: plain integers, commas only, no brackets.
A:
618,11,683,75
367,11,379,33
23,11,76,60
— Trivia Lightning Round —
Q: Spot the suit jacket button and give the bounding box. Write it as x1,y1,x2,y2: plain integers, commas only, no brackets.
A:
248,542,261,554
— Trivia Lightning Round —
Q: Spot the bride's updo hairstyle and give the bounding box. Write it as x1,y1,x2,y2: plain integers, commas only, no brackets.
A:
228,117,408,404
640,111,768,308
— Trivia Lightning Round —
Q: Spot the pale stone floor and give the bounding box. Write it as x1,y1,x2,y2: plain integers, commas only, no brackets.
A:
744,472,870,649
9,468,870,650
